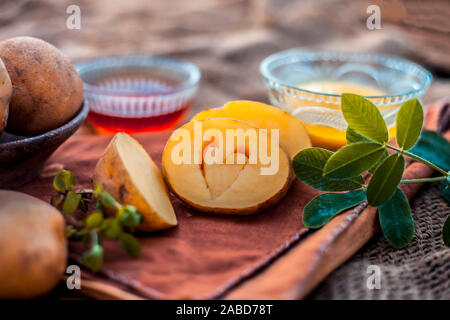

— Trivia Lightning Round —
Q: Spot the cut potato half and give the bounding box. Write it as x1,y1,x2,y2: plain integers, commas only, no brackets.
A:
94,133,177,231
162,118,292,215
192,100,311,159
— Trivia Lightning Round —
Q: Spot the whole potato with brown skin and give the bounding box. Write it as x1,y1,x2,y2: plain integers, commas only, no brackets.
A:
0,36,83,136
0,57,12,133
0,191,67,299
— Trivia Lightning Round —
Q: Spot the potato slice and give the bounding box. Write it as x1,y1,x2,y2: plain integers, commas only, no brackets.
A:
162,118,292,215
192,100,311,159
0,191,67,299
94,133,177,231
0,57,12,132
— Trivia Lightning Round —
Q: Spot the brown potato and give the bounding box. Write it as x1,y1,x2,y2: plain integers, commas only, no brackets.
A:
0,191,67,299
0,36,83,136
0,57,12,132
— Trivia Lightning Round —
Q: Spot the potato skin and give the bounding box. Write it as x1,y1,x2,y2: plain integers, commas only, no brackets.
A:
94,135,177,232
0,36,83,136
164,167,293,215
0,57,12,132
0,191,67,299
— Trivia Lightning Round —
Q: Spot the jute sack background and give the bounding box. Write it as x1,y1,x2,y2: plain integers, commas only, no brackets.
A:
310,182,450,300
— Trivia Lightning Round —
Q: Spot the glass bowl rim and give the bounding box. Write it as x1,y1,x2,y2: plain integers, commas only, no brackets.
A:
76,55,201,97
259,49,432,100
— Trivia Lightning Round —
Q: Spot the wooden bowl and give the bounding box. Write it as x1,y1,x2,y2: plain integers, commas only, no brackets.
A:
0,102,89,188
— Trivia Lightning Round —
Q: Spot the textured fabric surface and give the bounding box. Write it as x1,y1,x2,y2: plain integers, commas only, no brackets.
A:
17,132,313,300
310,182,450,300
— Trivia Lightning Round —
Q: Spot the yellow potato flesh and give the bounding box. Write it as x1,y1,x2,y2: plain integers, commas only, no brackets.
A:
162,118,292,214
192,100,311,159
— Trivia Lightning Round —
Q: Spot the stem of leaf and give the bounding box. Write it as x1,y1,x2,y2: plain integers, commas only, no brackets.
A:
400,176,447,184
386,144,448,176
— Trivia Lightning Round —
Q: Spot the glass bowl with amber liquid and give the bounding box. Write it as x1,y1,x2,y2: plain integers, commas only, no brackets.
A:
76,56,201,135
260,50,432,150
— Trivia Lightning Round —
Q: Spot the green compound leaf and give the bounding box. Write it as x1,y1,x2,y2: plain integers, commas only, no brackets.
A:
346,126,371,144
443,215,450,247
367,154,405,206
323,142,386,179
119,233,141,257
53,170,76,192
293,148,365,191
303,190,366,228
396,98,424,150
378,188,414,248
341,93,388,143
82,243,104,272
62,191,81,215
409,130,450,172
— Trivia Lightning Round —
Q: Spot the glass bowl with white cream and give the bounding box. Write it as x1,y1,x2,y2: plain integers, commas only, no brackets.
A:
260,50,432,150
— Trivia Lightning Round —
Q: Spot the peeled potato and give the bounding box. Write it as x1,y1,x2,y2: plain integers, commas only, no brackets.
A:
0,191,67,299
192,100,311,159
0,57,12,132
0,36,83,136
94,132,177,231
162,118,292,215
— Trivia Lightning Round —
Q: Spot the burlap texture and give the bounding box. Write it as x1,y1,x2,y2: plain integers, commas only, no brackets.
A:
310,182,450,300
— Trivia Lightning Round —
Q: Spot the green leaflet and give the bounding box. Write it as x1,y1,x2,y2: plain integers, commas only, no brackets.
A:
323,142,386,179
369,149,389,175
302,190,366,228
409,130,450,172
85,211,104,229
378,188,414,248
367,154,405,206
341,93,388,143
396,98,424,150
62,191,81,215
346,126,388,174
346,126,371,144
119,233,141,257
293,148,365,191
53,169,76,192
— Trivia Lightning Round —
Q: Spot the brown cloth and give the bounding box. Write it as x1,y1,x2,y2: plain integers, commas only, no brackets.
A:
16,101,449,300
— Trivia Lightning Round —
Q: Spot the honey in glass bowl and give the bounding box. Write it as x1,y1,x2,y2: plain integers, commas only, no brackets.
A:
76,56,201,135
260,50,432,150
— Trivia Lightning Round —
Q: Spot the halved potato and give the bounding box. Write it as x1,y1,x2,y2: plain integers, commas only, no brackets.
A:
192,100,311,159
94,133,177,231
162,118,292,215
